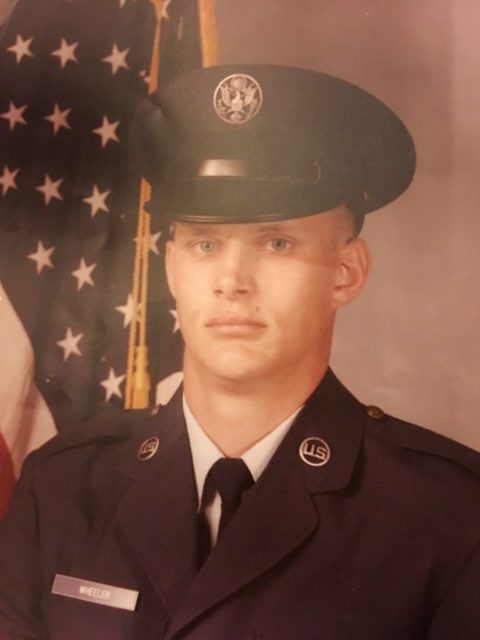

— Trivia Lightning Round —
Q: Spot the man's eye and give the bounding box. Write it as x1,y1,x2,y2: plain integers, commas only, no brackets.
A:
196,240,216,253
266,237,291,252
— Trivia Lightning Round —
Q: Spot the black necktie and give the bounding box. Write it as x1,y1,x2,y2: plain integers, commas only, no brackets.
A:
208,457,254,538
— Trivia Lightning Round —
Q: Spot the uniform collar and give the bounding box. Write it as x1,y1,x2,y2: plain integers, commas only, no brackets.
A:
183,394,302,505
125,367,365,494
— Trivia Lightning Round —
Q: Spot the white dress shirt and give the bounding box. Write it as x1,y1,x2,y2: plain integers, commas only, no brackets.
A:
183,395,303,545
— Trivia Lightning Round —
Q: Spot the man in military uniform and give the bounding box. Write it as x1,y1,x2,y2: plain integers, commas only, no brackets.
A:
1,65,479,639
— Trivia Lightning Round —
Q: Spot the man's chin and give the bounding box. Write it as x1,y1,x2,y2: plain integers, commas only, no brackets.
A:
196,353,269,388
209,362,264,386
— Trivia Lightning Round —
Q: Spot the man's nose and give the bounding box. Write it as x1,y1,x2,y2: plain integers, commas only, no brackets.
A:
213,244,255,300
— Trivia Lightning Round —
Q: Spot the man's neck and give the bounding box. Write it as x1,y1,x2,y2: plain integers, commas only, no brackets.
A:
183,360,328,457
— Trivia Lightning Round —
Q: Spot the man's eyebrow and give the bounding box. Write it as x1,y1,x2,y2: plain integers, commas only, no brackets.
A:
178,224,220,236
176,222,296,236
254,223,293,234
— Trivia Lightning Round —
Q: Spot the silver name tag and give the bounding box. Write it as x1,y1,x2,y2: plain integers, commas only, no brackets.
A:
52,574,139,611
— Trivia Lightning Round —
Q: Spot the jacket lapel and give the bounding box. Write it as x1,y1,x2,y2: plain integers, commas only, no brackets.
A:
117,391,199,617
167,369,365,637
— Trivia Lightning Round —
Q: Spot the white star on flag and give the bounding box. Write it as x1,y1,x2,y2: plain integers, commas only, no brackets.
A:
100,368,126,402
82,184,111,217
102,43,129,75
44,103,72,134
0,101,27,131
115,293,141,328
7,34,34,63
57,327,83,361
149,231,162,255
162,0,173,20
35,174,64,205
71,258,96,291
134,230,162,255
169,309,180,333
51,38,79,68
27,241,55,274
139,69,151,85
92,116,120,147
0,165,19,196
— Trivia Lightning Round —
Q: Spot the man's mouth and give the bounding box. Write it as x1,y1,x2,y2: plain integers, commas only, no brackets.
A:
206,315,267,336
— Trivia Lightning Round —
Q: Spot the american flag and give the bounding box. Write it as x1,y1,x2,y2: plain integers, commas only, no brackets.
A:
0,0,209,431
0,280,56,517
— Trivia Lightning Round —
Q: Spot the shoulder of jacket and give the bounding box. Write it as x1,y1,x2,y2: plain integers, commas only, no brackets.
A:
364,404,480,481
34,406,151,461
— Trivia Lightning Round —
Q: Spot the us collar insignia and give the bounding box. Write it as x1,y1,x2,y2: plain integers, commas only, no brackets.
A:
137,437,160,461
299,437,331,467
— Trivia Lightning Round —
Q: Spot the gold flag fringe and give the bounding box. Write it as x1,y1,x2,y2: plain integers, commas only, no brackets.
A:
198,0,218,67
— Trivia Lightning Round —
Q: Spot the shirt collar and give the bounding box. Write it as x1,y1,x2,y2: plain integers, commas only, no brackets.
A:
183,394,303,505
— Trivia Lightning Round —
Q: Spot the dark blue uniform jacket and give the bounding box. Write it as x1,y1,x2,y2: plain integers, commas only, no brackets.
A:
1,370,479,639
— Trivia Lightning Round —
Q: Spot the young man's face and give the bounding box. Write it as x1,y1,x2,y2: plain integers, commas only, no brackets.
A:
165,207,369,388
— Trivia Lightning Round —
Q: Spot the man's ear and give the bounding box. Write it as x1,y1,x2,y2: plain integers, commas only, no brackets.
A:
164,240,176,299
332,237,371,309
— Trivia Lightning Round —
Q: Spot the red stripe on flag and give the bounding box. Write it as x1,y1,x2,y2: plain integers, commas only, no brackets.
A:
0,433,15,520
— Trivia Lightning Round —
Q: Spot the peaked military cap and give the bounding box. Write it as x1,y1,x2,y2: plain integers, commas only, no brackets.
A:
134,64,416,228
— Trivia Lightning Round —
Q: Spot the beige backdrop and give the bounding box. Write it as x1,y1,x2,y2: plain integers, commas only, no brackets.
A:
1,1,479,449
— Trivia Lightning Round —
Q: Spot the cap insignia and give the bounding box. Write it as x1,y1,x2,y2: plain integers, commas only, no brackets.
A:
213,73,263,124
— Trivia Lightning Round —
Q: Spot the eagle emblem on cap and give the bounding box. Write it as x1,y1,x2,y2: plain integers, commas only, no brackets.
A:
213,73,263,124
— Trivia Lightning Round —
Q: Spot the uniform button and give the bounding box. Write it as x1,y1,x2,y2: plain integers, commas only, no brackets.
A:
366,405,385,420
